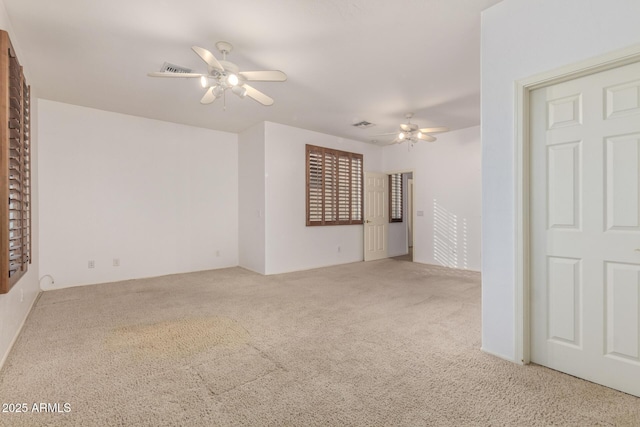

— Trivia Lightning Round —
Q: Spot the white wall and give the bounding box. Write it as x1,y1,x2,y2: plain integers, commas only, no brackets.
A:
0,0,41,367
382,126,481,271
481,0,640,360
263,122,382,274
238,122,266,274
38,100,238,288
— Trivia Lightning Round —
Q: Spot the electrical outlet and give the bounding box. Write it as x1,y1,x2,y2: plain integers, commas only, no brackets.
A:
113,258,120,267
216,250,220,257
88,260,95,269
337,245,341,252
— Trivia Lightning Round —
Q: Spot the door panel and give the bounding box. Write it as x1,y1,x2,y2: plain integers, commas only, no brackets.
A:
531,61,640,397
547,141,581,229
605,134,640,230
605,262,640,362
547,256,581,347
605,79,640,119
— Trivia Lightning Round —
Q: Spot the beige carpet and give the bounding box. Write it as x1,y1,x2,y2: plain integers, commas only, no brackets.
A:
0,259,638,426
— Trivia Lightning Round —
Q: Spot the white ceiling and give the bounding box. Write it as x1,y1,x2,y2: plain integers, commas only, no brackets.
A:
4,0,502,144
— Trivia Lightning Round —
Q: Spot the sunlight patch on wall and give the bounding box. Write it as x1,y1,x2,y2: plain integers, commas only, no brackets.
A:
433,199,468,269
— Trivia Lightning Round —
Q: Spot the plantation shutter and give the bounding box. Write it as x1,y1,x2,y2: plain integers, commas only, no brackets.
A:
323,150,337,222
389,173,403,222
1,31,31,294
337,155,351,221
307,148,323,223
351,156,362,221
306,145,363,226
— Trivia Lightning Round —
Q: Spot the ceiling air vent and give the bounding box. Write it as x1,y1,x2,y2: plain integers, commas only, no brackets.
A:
160,62,192,74
352,120,375,129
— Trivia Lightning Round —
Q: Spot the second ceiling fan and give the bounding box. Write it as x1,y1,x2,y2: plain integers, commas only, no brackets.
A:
376,113,449,145
148,41,287,106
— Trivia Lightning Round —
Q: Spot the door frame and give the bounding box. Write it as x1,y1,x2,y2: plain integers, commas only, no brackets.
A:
514,44,640,365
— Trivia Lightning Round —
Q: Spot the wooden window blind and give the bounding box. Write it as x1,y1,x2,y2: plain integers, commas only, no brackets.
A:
1,30,31,294
389,173,403,222
306,144,363,226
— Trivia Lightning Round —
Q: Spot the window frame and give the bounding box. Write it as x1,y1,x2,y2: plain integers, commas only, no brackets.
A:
305,144,363,226
389,173,403,223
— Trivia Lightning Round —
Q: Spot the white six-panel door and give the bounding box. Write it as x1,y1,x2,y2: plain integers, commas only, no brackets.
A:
364,172,388,261
530,61,640,396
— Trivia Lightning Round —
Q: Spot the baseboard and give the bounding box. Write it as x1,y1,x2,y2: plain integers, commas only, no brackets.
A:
264,259,364,276
481,346,524,365
411,260,481,273
0,291,42,370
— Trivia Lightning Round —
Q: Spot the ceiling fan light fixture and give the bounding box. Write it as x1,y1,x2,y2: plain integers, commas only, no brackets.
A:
398,132,405,140
227,73,239,86
200,76,208,88
212,85,225,97
232,85,247,98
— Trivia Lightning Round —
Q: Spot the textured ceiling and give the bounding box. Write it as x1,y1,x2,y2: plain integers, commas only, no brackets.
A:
4,0,502,143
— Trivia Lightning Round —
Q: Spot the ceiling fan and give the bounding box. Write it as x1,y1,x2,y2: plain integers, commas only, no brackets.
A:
148,41,287,107
375,113,449,145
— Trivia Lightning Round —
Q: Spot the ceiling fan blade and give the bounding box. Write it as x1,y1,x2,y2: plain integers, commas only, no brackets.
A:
243,84,274,106
239,70,287,82
191,46,224,71
419,127,449,134
418,134,437,142
400,123,418,132
370,132,399,137
148,72,204,78
200,87,217,104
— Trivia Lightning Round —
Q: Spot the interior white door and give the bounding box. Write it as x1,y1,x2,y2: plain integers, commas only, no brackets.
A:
530,61,640,396
364,172,388,261
408,178,414,248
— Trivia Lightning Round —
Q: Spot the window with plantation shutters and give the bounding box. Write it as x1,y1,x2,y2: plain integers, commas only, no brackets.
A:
306,144,363,226
389,173,403,222
1,30,31,294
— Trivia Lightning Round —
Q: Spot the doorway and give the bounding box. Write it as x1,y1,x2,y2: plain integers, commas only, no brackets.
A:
387,171,414,261
363,171,415,262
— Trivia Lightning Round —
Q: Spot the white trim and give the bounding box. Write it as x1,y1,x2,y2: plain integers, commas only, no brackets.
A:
481,347,522,364
0,291,41,370
514,43,640,365
514,79,530,364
